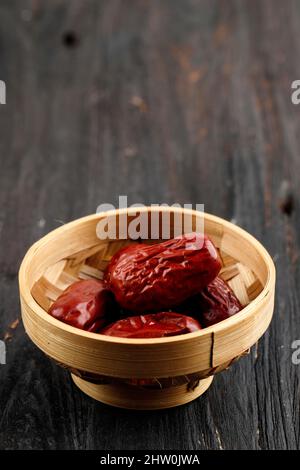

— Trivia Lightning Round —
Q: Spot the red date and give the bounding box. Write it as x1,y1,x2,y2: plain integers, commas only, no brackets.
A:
105,233,221,312
199,277,242,326
101,312,201,338
48,279,117,332
178,277,242,326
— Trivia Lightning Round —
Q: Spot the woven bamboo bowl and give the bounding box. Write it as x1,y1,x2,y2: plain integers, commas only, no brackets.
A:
19,207,275,409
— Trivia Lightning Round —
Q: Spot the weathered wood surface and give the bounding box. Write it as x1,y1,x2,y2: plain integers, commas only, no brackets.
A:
0,0,299,450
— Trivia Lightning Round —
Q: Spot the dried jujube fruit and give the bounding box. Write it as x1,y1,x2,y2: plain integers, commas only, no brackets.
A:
47,234,239,336
101,312,201,338
178,277,242,326
104,233,221,312
199,277,242,326
48,279,117,332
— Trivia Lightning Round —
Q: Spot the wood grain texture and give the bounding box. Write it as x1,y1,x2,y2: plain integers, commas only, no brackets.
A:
0,0,299,450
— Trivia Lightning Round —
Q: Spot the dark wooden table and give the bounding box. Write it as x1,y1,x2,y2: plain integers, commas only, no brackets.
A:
0,0,299,450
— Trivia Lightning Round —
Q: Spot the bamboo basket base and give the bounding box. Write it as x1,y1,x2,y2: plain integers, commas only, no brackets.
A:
72,374,214,410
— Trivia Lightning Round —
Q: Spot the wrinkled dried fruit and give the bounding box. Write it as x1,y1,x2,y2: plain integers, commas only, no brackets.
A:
101,312,201,338
199,277,242,326
105,233,221,312
48,279,117,332
178,277,242,326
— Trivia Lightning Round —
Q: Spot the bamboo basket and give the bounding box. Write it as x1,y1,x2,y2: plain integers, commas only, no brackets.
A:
19,207,276,409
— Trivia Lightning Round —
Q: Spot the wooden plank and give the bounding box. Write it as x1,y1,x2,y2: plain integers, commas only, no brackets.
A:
0,0,299,451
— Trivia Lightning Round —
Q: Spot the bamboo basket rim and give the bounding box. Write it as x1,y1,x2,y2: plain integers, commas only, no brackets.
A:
19,207,276,345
